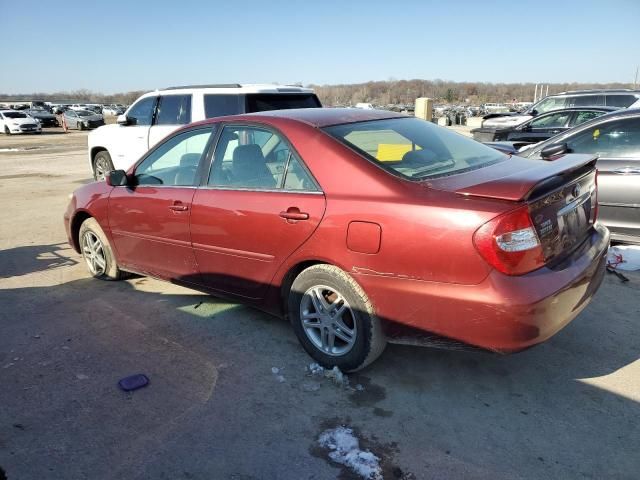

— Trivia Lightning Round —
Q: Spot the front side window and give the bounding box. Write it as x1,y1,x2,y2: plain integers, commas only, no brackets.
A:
155,95,192,125
127,96,156,126
566,95,603,107
135,128,213,186
204,94,243,118
209,125,317,190
529,112,571,128
323,117,505,180
565,118,640,158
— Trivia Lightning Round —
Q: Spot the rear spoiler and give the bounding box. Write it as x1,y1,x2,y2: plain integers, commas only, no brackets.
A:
450,154,598,202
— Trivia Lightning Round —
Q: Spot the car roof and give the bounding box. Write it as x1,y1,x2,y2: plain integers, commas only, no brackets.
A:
551,89,640,96
534,106,619,115
151,83,315,95
236,107,407,128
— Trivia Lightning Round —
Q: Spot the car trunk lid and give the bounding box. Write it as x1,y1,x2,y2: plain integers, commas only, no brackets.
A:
427,153,599,264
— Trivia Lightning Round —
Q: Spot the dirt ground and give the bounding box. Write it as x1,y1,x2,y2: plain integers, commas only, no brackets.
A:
0,127,639,480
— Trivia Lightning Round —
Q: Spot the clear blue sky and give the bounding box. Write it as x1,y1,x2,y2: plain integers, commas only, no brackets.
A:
2,0,638,94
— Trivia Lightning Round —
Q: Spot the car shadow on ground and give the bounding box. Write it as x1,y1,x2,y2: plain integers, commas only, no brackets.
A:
0,245,638,479
0,243,78,279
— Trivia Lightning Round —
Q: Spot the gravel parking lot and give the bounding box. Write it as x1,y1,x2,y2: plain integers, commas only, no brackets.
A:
1,128,639,480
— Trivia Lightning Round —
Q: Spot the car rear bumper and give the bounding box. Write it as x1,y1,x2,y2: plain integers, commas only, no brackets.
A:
353,224,610,352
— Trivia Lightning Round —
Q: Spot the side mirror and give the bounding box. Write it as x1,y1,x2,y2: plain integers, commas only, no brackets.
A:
116,114,130,125
540,143,568,160
106,169,129,186
530,109,539,116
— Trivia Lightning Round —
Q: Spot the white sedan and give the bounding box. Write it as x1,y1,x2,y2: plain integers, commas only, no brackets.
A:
0,110,42,135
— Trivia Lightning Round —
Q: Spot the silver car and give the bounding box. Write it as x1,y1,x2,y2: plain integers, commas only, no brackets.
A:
64,109,105,130
522,109,640,244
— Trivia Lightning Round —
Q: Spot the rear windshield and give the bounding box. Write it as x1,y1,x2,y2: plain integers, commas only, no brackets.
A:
246,93,321,112
323,117,506,180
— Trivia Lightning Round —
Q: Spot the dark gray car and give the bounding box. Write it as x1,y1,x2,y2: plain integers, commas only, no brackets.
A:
522,109,640,244
64,109,105,130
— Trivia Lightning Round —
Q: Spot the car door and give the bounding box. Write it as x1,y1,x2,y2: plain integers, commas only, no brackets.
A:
111,96,157,168
564,116,640,240
190,124,326,299
108,126,215,280
509,111,571,142
148,94,192,150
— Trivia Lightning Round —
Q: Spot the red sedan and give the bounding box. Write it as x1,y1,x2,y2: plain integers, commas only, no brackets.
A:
64,108,609,370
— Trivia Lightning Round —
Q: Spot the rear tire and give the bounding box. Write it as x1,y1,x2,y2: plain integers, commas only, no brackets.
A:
288,264,386,372
78,217,125,280
78,121,84,131
93,151,114,181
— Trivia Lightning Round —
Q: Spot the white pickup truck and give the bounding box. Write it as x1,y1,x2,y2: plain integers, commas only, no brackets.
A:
88,84,321,180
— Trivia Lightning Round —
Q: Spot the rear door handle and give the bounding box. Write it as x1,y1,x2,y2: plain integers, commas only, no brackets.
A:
280,207,309,221
612,167,640,175
169,201,189,212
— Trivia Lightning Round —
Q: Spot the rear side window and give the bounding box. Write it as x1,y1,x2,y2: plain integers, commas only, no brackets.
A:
204,94,243,118
209,125,318,191
246,94,321,112
572,111,603,126
155,95,191,125
127,97,156,126
324,117,505,180
605,94,638,108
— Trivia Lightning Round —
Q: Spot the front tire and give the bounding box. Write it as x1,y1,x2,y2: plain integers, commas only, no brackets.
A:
93,151,114,181
4,126,11,135
78,217,125,280
288,264,386,371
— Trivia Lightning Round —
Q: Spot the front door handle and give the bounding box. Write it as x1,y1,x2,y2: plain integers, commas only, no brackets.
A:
612,167,640,175
280,207,309,221
169,201,189,212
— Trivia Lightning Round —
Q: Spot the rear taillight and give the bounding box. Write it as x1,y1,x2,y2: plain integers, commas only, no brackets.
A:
473,205,545,276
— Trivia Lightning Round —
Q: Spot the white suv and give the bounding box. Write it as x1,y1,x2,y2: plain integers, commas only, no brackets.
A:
88,84,321,179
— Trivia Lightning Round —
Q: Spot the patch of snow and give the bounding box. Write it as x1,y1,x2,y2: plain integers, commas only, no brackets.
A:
0,148,20,152
307,363,351,388
76,373,89,380
318,426,382,480
308,362,324,375
608,245,640,271
271,366,285,383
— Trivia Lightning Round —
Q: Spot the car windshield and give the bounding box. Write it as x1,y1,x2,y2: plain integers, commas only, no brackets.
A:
3,111,28,119
323,117,506,180
77,110,93,117
529,96,567,114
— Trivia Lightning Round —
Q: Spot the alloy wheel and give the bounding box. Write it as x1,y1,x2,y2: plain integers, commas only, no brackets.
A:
81,231,106,276
300,285,357,356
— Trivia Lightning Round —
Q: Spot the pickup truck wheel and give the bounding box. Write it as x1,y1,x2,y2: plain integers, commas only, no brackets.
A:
93,151,114,181
288,264,386,372
79,218,125,280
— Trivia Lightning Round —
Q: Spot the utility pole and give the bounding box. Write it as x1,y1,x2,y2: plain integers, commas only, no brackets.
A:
634,66,639,89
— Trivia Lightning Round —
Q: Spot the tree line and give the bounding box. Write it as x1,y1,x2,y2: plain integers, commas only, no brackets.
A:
1,80,634,106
